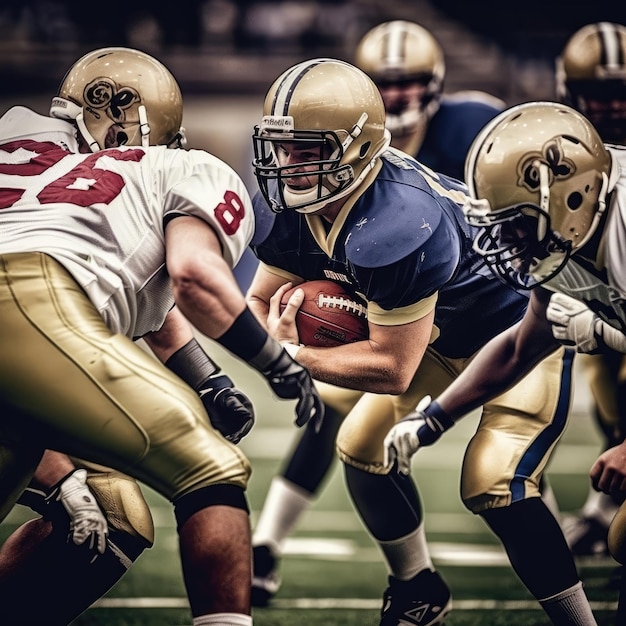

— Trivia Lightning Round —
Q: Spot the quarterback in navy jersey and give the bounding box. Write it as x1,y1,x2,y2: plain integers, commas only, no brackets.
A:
252,149,524,360
247,58,596,626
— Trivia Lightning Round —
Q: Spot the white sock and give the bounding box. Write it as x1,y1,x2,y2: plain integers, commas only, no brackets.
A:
252,476,313,555
378,523,433,581
539,581,598,626
193,613,252,625
581,489,619,527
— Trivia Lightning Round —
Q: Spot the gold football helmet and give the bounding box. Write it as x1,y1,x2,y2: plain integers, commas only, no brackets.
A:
252,58,391,214
50,47,185,152
556,22,626,144
463,101,611,289
354,20,445,135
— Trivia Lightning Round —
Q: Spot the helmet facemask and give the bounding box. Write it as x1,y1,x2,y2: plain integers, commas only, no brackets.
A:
376,74,442,136
465,199,572,289
253,59,390,215
465,158,609,289
253,123,357,214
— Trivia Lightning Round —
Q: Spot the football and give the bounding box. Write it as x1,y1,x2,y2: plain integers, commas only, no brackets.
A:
280,280,368,347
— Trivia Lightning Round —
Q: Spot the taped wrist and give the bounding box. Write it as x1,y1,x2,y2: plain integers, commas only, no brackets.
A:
216,308,270,363
165,338,219,391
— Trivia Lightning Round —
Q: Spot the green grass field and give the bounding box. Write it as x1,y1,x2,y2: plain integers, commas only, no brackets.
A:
1,344,621,626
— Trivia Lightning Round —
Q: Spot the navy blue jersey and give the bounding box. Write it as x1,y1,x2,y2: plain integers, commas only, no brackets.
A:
417,94,503,181
252,149,527,359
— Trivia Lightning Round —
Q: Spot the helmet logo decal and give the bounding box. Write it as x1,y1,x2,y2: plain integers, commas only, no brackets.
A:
518,140,576,192
83,77,140,123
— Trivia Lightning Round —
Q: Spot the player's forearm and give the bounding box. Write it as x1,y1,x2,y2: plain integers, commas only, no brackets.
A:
436,327,547,420
294,341,411,394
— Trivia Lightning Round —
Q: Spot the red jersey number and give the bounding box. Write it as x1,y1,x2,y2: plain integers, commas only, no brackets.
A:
214,189,246,236
0,140,143,208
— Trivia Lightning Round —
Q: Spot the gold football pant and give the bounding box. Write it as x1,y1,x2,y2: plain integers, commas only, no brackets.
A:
333,344,573,513
0,252,250,523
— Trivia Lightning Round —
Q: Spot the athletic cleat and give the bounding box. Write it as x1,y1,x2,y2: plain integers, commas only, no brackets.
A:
251,544,281,607
562,515,610,557
380,569,452,626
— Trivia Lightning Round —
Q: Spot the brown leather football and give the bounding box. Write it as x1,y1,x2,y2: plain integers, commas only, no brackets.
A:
280,280,368,347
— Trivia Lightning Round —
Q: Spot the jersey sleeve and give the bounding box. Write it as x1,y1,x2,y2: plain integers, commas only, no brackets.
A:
163,149,254,268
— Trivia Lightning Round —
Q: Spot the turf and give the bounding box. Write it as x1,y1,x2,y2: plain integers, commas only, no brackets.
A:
0,345,620,625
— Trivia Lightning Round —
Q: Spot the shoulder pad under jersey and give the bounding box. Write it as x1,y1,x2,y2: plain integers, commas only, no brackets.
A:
343,184,453,269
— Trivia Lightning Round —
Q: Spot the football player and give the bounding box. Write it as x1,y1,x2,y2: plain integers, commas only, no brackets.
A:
554,21,626,559
249,21,511,609
384,99,624,624
0,48,260,625
248,59,596,625
0,47,322,626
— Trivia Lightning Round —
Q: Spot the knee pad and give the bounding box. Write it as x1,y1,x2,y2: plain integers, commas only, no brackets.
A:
174,484,248,530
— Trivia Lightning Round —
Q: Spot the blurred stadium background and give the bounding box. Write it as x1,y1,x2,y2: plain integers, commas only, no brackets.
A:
1,2,624,624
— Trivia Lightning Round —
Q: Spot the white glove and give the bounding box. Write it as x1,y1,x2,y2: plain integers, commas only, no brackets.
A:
57,469,108,554
384,396,454,476
546,292,600,353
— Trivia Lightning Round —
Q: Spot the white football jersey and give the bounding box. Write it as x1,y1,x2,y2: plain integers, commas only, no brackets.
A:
545,145,626,331
0,106,254,338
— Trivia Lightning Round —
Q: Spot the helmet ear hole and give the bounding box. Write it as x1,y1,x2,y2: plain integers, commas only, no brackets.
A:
567,192,583,210
359,141,371,158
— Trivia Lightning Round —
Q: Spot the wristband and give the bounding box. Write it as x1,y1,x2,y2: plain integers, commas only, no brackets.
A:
281,341,302,360
165,338,219,391
424,400,455,430
217,308,269,362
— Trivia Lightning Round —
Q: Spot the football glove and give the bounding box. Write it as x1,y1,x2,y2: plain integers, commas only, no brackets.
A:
547,292,626,354
251,342,324,431
546,292,599,353
54,469,108,555
384,396,455,476
198,373,255,444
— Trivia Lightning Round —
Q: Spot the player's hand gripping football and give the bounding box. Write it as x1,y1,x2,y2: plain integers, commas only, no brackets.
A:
384,396,455,475
267,282,303,346
53,469,108,555
198,373,255,444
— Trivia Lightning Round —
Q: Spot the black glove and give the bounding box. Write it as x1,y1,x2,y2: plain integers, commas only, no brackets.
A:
198,374,255,444
249,339,324,431
165,339,255,444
